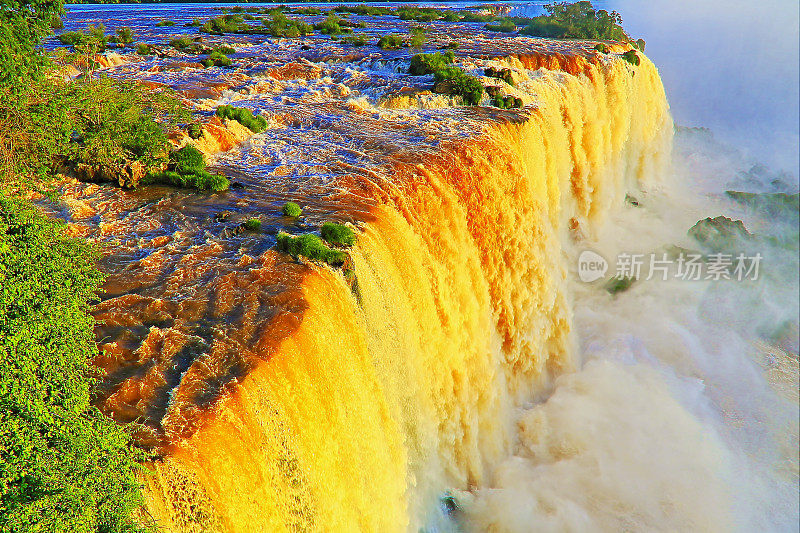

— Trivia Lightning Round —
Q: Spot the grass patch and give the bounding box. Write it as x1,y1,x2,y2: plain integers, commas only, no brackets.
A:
409,51,455,75
377,33,404,50
314,14,352,36
202,50,233,68
341,33,369,46
155,19,174,27
282,201,302,217
263,13,313,38
145,145,229,191
215,105,267,133
242,218,262,231
276,232,347,266
485,19,516,32
136,43,153,55
434,66,484,105
321,222,356,247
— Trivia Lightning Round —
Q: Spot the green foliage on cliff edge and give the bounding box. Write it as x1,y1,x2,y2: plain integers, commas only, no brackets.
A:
0,198,154,533
519,1,629,41
0,1,158,530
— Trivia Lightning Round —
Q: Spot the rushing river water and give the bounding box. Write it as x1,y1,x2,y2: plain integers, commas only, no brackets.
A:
51,2,798,531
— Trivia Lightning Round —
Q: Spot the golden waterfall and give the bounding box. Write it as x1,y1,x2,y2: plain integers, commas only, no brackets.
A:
143,54,673,532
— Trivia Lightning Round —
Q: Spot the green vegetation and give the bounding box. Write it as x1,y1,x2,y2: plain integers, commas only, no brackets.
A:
434,66,484,105
605,275,635,294
594,43,610,53
276,232,347,266
491,94,523,109
396,5,450,22
0,197,154,533
408,51,454,75
409,26,427,49
282,201,303,217
484,66,514,85
621,49,640,66
242,218,262,231
333,4,391,16
519,1,629,40
263,13,313,37
187,122,203,139
215,104,267,133
377,33,404,50
155,19,174,27
202,50,233,68
485,19,516,33
201,14,249,34
136,42,153,55
145,146,229,191
321,222,356,247
58,23,109,51
341,33,369,46
314,13,351,36
111,26,134,46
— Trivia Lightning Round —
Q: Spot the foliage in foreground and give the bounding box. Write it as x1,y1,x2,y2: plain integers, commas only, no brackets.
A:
408,51,454,76
215,104,267,133
282,201,302,217
320,222,355,247
433,66,484,106
0,197,152,533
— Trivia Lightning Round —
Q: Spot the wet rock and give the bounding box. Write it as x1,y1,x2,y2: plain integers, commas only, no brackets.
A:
214,211,232,222
74,160,145,189
688,216,752,251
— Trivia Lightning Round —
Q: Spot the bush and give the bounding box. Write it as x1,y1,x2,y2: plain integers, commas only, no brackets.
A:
187,122,203,139
202,50,232,68
263,13,313,38
594,43,610,53
155,19,174,27
396,6,448,22
215,45,236,54
282,201,302,217
321,222,356,247
409,51,454,75
169,145,205,174
342,33,369,46
484,66,513,85
276,232,347,266
215,105,267,133
333,4,390,16
314,13,351,36
377,33,404,50
115,26,134,46
492,94,523,109
242,218,262,231
621,49,640,66
146,169,229,191
434,66,484,105
485,19,516,33
0,197,152,532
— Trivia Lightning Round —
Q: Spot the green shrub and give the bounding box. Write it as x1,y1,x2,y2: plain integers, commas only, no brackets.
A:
409,51,454,75
187,122,203,139
409,26,427,49
485,19,516,32
377,33,404,50
342,33,369,46
58,30,83,46
621,49,640,66
459,11,496,23
243,218,262,231
605,275,635,294
0,197,152,533
396,6,448,22
634,38,646,51
333,4,390,16
188,18,203,27
492,94,523,109
263,13,313,37
215,105,267,133
282,201,302,217
201,14,249,35
169,36,194,50
202,50,233,68
434,66,484,105
155,19,174,27
169,145,205,174
215,45,236,54
594,43,610,53
276,232,347,266
115,26,134,46
146,169,229,191
314,13,351,36
484,66,513,85
321,222,356,247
